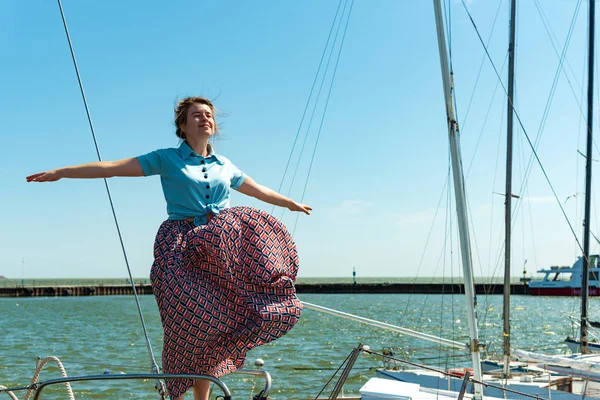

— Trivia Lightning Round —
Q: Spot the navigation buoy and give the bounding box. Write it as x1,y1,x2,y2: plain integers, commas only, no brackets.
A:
254,358,264,367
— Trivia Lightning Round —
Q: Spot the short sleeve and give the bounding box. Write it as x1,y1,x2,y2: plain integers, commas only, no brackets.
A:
137,149,164,176
230,162,246,189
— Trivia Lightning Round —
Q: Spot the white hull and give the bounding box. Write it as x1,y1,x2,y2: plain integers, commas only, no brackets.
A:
360,377,504,400
376,368,584,399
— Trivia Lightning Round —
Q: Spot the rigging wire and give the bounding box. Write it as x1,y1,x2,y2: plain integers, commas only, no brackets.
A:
279,0,349,220
460,0,587,258
270,0,346,216
444,0,487,345
462,15,508,320
400,175,451,317
398,0,462,315
441,156,455,370
535,0,600,164
291,0,355,235
56,0,161,376
458,5,509,302
403,0,474,351
483,105,508,304
462,0,600,322
512,0,588,255
535,0,586,108
466,1,581,304
461,0,505,133
521,0,583,178
461,0,590,329
536,3,600,265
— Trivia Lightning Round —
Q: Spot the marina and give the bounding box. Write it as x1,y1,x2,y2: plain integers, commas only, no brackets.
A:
3,0,600,398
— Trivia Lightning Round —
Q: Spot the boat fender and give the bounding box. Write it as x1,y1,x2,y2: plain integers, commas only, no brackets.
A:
446,368,473,378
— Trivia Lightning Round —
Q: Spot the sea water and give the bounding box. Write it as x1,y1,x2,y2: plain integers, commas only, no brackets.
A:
0,293,589,399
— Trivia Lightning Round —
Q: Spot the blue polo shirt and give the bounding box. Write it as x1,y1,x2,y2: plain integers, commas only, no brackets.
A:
137,141,246,226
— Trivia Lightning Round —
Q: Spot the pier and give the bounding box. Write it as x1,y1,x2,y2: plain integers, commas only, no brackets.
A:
0,283,529,297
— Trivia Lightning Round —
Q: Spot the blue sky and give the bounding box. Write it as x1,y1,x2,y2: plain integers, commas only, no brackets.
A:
1,0,599,280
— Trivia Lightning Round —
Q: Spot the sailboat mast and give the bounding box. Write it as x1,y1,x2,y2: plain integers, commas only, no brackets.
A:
503,0,517,377
580,0,595,355
432,1,483,398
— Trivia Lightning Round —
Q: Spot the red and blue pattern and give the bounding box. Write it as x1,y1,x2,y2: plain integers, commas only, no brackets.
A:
150,206,302,399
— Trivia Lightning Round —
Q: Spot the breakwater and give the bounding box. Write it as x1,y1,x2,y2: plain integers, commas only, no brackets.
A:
296,282,529,294
0,284,154,297
0,283,530,297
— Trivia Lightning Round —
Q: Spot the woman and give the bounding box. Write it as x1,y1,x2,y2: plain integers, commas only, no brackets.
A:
27,96,311,400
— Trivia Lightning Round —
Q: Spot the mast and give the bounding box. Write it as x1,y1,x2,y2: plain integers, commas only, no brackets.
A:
503,0,517,378
580,0,595,355
432,1,483,398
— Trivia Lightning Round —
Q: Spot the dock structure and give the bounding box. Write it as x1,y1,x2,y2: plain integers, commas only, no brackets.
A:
296,283,529,295
0,283,529,297
0,284,154,297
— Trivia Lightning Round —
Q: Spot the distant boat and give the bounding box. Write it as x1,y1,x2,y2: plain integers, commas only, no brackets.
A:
528,255,600,296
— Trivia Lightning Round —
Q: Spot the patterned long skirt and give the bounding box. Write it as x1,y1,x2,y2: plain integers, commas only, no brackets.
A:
150,206,303,399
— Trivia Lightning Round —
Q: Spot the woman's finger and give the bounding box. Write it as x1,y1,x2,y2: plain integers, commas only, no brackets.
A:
26,172,45,182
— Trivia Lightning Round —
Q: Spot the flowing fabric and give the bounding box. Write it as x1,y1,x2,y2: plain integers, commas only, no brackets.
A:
150,206,303,398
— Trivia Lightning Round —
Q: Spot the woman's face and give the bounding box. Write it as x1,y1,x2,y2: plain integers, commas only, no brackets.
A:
179,103,215,139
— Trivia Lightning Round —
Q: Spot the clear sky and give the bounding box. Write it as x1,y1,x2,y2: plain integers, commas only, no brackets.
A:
1,0,599,280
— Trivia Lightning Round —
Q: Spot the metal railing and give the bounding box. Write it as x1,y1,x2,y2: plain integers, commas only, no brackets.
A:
0,369,272,400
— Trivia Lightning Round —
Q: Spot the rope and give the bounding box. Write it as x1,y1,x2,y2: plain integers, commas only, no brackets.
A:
0,356,77,400
55,0,164,393
0,387,18,400
25,357,75,400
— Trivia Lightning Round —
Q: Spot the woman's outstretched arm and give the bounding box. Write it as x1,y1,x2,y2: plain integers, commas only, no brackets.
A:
26,158,144,182
236,176,312,215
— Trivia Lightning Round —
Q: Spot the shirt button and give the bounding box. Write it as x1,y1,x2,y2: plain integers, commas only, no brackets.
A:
201,160,205,164
202,168,206,172
205,195,210,199
206,185,210,189
204,174,208,178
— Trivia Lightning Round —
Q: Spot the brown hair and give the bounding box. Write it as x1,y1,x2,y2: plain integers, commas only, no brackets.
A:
174,96,219,139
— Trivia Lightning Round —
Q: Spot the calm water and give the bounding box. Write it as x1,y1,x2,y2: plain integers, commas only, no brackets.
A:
0,293,592,399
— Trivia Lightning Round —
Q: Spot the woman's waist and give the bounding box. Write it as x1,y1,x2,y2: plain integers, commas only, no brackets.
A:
167,211,216,225
167,203,225,224
183,212,215,224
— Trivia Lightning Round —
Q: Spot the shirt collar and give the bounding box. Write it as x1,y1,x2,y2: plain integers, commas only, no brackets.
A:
178,141,225,164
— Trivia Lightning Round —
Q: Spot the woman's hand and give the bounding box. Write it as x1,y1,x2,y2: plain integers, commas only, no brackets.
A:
26,169,63,182
287,201,312,215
